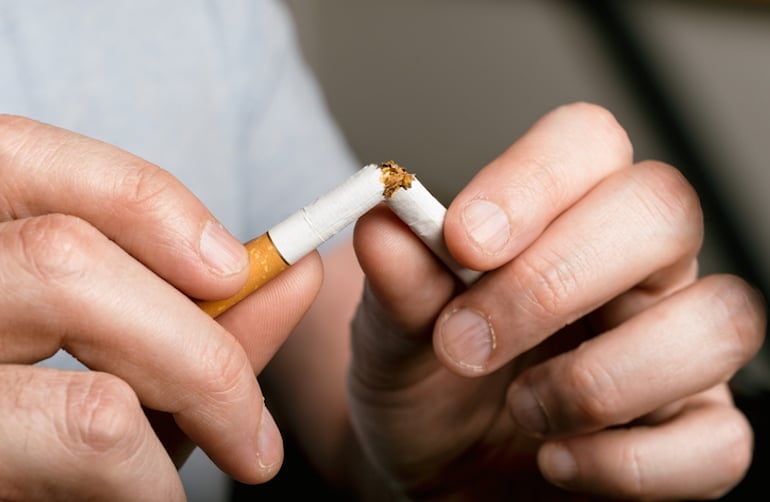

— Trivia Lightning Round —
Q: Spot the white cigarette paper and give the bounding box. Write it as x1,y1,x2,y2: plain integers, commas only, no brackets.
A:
386,177,483,287
270,161,481,285
197,162,480,318
268,164,384,264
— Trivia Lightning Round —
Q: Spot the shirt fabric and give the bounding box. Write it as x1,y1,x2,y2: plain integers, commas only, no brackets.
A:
0,1,358,500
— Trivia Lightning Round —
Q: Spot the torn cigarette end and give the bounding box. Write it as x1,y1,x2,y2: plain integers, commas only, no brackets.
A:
196,161,480,319
198,164,385,317
379,160,414,198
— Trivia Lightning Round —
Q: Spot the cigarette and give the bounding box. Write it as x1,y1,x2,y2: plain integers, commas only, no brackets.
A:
196,162,480,318
386,175,483,287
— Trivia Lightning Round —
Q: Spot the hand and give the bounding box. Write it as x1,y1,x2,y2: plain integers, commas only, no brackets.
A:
349,103,767,500
0,115,323,501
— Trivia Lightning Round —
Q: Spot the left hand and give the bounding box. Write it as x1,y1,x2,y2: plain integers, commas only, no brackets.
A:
0,116,325,500
347,103,766,500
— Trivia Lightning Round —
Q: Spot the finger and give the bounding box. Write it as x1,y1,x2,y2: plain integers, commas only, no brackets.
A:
0,114,248,300
355,205,458,331
349,204,508,466
588,257,699,333
257,240,363,483
537,389,753,500
217,251,324,372
0,365,185,502
444,102,633,271
0,215,282,483
506,275,766,437
143,408,198,470
435,161,704,375
351,205,458,386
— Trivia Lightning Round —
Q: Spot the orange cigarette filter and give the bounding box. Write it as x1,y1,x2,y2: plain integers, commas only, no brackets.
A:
196,233,289,318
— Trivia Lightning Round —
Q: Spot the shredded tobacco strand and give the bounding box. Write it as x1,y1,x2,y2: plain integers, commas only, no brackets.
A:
379,160,414,198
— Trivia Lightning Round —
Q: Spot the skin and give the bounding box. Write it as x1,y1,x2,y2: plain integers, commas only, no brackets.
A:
266,103,767,500
1,103,766,500
0,114,324,501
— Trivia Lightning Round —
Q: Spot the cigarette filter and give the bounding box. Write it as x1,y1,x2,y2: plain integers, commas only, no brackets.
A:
196,233,290,318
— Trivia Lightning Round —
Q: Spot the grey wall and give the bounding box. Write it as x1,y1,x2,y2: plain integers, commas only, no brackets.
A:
283,0,770,289
284,0,665,198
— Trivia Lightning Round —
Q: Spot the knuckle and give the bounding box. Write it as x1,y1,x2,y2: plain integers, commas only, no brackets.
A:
522,152,569,205
115,163,180,214
515,251,579,323
195,339,253,406
706,275,767,367
564,355,620,426
0,115,46,190
634,161,704,242
0,114,39,154
558,102,634,161
0,115,70,173
614,443,647,498
711,412,754,497
61,372,142,455
15,214,104,284
0,112,24,129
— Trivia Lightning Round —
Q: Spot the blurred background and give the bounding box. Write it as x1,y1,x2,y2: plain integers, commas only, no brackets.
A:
234,0,770,499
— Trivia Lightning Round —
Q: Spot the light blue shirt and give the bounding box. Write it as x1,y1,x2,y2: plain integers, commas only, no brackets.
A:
1,1,358,499
0,0,358,238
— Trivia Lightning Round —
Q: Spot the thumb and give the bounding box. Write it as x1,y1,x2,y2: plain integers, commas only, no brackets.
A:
351,205,458,387
0,115,249,301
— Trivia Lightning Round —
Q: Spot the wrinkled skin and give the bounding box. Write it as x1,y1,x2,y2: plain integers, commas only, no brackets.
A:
0,114,323,501
345,103,766,500
2,103,765,502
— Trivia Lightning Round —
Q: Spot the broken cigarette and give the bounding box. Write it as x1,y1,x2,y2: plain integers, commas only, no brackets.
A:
386,175,483,287
196,162,480,318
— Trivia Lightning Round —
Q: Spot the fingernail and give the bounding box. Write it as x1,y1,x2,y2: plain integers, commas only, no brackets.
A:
255,407,282,472
439,308,495,371
199,220,248,276
461,199,510,255
508,382,548,436
540,442,577,485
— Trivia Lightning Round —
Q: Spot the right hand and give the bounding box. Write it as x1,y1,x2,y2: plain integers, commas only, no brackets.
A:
0,115,323,501
346,103,766,500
